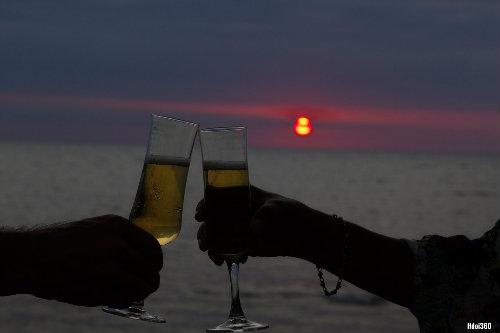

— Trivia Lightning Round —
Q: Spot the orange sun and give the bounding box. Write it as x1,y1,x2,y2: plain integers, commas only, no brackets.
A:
294,117,312,136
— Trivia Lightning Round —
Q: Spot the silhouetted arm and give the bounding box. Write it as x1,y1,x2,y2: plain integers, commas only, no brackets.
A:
296,209,414,308
196,186,414,308
0,215,163,308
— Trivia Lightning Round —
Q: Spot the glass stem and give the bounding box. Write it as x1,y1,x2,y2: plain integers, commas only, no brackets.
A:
227,261,245,319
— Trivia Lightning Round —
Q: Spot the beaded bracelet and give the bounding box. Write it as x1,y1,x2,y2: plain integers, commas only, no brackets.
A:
316,214,348,296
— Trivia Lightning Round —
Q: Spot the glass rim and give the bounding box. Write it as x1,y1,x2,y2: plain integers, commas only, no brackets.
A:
151,114,199,127
199,126,246,132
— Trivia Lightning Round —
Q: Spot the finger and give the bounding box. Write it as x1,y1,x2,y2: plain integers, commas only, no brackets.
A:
96,263,159,307
247,220,265,257
240,254,248,264
208,250,224,266
195,199,206,222
116,246,162,291
100,270,158,308
197,223,208,251
111,218,163,272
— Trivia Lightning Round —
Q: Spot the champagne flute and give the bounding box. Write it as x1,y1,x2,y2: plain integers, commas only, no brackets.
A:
199,127,269,332
103,115,199,323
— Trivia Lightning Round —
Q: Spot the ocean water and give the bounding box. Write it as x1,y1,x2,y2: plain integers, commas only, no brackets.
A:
0,141,498,332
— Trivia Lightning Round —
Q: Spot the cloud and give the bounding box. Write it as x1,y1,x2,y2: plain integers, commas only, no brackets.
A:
0,1,497,109
2,90,496,124
0,1,497,151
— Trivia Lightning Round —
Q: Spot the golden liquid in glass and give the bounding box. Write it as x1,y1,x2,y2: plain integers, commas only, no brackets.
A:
203,162,250,256
131,157,189,245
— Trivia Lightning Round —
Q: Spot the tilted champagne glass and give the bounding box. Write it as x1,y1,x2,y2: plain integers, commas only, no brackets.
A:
199,127,269,332
103,115,199,323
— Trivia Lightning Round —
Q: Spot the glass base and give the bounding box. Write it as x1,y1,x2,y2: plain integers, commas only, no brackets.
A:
102,304,166,323
207,316,269,332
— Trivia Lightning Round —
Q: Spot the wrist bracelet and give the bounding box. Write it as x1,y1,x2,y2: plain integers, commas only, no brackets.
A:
316,214,348,296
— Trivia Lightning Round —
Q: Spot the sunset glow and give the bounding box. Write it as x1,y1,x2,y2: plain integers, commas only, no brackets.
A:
294,117,312,136
0,92,498,152
0,1,497,155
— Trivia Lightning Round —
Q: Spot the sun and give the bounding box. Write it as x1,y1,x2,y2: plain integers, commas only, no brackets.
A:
294,117,312,136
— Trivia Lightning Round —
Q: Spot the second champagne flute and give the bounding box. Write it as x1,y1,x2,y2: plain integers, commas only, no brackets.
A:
102,115,199,323
200,126,269,332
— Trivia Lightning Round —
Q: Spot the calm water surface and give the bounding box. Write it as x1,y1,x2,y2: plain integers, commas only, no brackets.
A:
0,141,498,332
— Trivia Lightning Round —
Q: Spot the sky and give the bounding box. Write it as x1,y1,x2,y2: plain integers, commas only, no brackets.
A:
0,0,498,152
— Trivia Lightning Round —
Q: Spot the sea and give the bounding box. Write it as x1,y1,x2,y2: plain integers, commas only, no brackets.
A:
0,141,498,333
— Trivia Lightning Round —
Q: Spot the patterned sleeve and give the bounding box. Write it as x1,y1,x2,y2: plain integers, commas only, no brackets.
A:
404,222,500,332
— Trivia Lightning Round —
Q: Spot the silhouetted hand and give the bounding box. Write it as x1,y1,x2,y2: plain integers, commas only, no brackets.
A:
196,186,416,308
196,185,324,265
0,215,163,308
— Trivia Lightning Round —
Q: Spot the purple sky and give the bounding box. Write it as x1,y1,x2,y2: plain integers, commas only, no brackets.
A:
0,1,498,152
